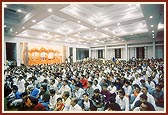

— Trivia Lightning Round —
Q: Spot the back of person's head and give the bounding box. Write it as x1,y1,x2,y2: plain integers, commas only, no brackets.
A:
88,81,93,85
29,96,38,105
41,84,47,91
49,89,56,95
75,83,80,88
64,80,68,84
12,85,18,91
57,97,63,102
94,89,100,93
63,91,70,98
83,93,89,97
73,98,78,104
140,94,147,100
103,84,108,88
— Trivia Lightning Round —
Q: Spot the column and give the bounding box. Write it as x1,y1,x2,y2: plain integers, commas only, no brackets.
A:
89,48,91,59
104,45,107,60
153,41,156,59
4,42,6,65
134,47,136,58
16,42,21,66
73,47,76,62
62,46,67,63
125,44,128,61
144,46,147,59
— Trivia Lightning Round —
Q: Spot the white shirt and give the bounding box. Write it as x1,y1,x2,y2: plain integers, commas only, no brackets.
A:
63,97,71,111
131,92,156,109
116,95,129,111
50,84,57,92
69,104,82,111
122,85,132,96
75,88,85,99
107,85,117,94
18,79,26,93
92,84,102,92
59,85,71,96
49,94,59,109
83,101,90,110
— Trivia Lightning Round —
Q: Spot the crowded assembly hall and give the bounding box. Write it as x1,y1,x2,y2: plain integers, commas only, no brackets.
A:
3,3,165,112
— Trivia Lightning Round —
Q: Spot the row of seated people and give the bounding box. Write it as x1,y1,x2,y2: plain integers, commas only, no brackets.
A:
4,58,164,111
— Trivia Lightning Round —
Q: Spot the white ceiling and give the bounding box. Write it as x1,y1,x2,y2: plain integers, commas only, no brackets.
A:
3,3,164,46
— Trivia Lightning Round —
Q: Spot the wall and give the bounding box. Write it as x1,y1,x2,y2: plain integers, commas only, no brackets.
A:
129,47,135,59
147,46,153,59
156,45,164,58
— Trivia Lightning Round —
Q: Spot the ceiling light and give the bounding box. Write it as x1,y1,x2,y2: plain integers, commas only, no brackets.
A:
4,4,7,8
151,25,154,27
77,20,80,23
153,36,155,38
22,27,25,29
47,32,50,34
4,25,6,28
152,30,154,33
32,20,36,23
149,16,153,19
117,23,120,26
48,8,52,13
10,28,13,32
17,9,22,12
152,34,154,36
15,32,18,34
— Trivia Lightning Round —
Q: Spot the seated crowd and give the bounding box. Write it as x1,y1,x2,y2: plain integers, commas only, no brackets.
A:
4,58,164,111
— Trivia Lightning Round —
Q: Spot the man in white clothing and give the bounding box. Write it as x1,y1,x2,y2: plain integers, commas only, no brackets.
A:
92,80,102,92
116,88,129,111
58,80,71,96
69,98,82,111
48,89,59,110
131,86,156,110
62,91,71,111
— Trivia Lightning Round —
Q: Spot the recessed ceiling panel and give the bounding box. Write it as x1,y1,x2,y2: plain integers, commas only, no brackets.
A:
16,29,61,40
73,31,110,40
103,20,148,36
30,15,89,35
60,4,144,27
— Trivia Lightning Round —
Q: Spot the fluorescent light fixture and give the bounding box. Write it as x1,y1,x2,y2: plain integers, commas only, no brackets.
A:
4,25,6,28
32,20,36,23
22,27,25,29
152,30,154,33
149,16,153,19
17,9,22,12
48,8,52,13
151,25,154,27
